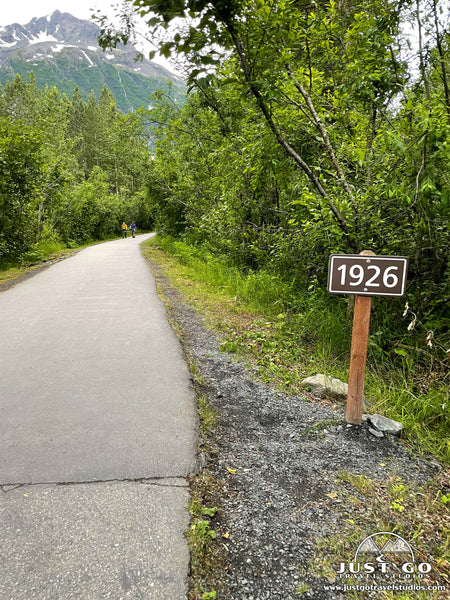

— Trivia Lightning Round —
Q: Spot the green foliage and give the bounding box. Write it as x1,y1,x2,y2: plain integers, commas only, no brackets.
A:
155,236,291,314
0,118,43,264
219,340,238,353
56,168,119,243
20,225,65,265
0,54,185,114
187,494,221,594
193,520,217,539
314,471,450,596
0,74,154,264
134,0,449,373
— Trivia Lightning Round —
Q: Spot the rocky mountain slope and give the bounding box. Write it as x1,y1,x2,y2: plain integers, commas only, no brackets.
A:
0,11,185,112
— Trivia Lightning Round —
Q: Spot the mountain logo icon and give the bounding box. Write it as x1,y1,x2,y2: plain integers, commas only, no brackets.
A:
354,532,415,565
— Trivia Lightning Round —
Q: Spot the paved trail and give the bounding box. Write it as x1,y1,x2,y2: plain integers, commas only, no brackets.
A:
0,234,198,599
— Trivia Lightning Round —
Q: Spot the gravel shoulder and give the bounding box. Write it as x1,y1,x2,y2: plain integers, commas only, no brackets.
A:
147,258,447,600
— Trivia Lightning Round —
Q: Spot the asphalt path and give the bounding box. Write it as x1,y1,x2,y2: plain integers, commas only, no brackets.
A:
0,234,198,599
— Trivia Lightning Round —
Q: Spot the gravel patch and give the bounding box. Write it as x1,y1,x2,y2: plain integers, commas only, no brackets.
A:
149,261,442,600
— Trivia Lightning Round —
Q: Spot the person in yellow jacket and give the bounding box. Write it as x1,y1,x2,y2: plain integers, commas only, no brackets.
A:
121,222,128,239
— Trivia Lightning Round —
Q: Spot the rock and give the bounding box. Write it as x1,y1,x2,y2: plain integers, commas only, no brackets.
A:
301,374,348,399
369,427,384,438
368,414,404,436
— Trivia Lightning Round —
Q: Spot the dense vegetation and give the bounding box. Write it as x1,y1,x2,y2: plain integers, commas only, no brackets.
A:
0,74,153,266
101,0,449,451
141,0,449,343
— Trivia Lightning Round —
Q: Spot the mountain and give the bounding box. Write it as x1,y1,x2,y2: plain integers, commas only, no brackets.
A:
0,11,185,112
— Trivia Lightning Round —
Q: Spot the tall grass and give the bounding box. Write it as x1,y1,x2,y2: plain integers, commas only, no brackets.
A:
157,236,292,315
20,239,66,265
149,236,449,464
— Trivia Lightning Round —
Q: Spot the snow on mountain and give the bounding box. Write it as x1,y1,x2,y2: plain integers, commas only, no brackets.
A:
0,11,185,112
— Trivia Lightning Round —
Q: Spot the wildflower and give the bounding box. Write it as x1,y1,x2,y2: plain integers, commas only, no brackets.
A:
407,315,417,331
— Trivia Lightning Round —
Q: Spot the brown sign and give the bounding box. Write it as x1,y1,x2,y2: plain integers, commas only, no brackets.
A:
328,254,408,297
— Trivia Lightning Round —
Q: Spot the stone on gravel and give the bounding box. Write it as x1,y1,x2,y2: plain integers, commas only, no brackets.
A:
301,374,348,399
368,414,404,436
369,427,384,438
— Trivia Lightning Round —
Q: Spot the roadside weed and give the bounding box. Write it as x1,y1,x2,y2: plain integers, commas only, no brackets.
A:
191,519,217,540
197,394,217,437
186,472,224,599
337,473,375,494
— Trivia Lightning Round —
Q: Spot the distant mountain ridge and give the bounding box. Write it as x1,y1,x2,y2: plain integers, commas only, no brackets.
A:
0,11,185,112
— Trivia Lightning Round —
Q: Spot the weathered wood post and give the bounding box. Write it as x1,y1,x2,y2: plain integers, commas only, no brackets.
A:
346,294,372,424
346,250,375,425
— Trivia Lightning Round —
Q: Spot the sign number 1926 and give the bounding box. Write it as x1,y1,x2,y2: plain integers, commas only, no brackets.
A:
328,255,408,297
337,263,400,288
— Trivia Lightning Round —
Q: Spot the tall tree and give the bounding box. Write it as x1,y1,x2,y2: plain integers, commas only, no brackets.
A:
98,0,408,249
0,118,44,263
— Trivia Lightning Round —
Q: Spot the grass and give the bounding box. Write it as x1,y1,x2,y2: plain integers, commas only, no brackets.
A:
186,469,223,600
142,235,449,465
184,357,223,599
295,582,310,594
184,387,223,600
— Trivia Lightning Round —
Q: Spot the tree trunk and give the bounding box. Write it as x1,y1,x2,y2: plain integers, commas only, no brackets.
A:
225,22,355,246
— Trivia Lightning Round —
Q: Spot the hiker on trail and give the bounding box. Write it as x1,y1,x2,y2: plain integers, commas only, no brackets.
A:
130,221,137,238
121,222,128,238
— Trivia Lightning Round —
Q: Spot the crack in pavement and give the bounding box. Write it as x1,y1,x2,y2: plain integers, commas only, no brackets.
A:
0,476,189,493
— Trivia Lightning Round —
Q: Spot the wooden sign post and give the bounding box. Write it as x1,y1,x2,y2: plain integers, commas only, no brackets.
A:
346,249,374,425
327,251,408,425
346,294,372,424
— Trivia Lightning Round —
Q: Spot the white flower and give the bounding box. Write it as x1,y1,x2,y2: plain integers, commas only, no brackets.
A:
402,302,409,317
407,316,417,331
